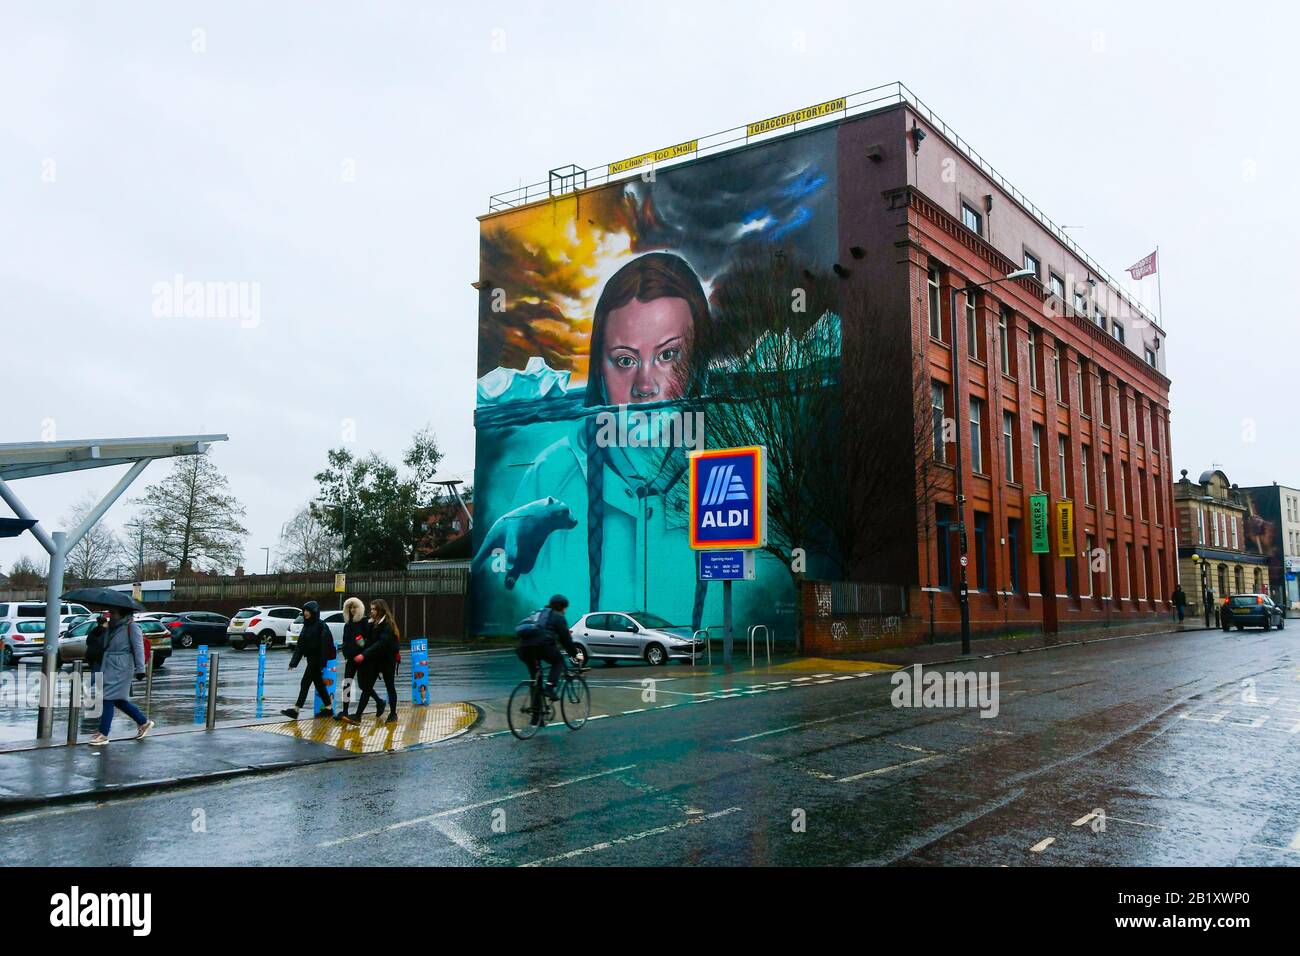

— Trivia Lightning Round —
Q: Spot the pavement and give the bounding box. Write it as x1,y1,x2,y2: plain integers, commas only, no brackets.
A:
2,622,1298,865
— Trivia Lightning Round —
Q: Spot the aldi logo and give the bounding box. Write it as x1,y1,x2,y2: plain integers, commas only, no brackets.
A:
689,446,766,550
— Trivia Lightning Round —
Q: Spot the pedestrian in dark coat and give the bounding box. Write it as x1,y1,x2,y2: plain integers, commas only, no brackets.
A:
87,608,154,746
1171,585,1187,622
336,596,368,720
345,598,400,725
281,600,335,719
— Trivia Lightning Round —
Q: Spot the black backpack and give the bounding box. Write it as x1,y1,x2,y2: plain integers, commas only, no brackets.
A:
515,609,546,642
85,624,107,667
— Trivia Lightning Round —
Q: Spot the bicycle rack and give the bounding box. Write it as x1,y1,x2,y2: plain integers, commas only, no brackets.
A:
692,629,711,669
748,625,772,668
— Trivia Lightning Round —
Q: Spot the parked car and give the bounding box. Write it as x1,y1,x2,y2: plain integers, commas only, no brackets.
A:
568,611,703,667
58,614,96,637
1222,593,1285,631
0,620,47,666
286,609,346,649
59,617,172,669
227,606,300,650
157,611,231,648
0,601,92,632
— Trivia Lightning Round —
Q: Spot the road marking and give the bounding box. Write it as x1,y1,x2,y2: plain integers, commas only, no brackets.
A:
1289,827,1300,851
1072,811,1100,827
729,708,874,742
432,818,504,863
315,764,635,848
837,754,940,782
519,806,742,866
1030,838,1055,853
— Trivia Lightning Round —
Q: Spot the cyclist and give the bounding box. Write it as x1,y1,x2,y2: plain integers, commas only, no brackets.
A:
516,594,578,700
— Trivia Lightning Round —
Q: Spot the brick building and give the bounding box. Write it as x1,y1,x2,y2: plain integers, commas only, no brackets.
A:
831,95,1177,642
1176,469,1270,621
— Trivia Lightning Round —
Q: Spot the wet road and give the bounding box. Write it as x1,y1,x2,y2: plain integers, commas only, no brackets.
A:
2,628,1298,866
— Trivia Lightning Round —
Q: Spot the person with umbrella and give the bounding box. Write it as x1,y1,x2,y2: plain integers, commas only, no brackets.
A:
64,589,154,746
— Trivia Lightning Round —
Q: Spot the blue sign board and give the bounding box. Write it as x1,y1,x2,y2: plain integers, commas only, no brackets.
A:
194,645,210,724
255,643,267,718
698,549,756,581
688,446,767,549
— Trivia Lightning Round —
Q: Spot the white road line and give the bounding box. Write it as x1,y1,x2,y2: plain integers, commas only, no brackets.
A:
837,754,940,782
432,818,502,863
1072,811,1100,827
315,764,635,848
1030,837,1055,853
729,708,874,742
519,806,742,867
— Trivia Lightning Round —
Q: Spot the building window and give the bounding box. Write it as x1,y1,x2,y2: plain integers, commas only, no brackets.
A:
1118,385,1129,435
1051,274,1066,299
1102,453,1113,511
1027,326,1041,390
966,292,984,361
936,504,955,589
1099,372,1111,427
1144,346,1156,366
1008,518,1023,594
1138,468,1148,520
961,202,983,235
1122,462,1132,516
1231,515,1238,550
1023,250,1040,279
1058,434,1071,498
1032,424,1044,490
1053,349,1067,403
1064,552,1077,598
927,266,942,340
1106,538,1116,598
1079,359,1093,416
997,309,1012,374
1217,564,1227,597
969,397,985,475
974,512,989,591
1003,411,1017,482
1081,444,1093,505
931,381,948,464
1112,320,1125,344
1127,543,1138,602
1197,507,1205,545
1234,566,1244,593
1085,534,1097,598
1073,290,1087,315
1094,306,1105,329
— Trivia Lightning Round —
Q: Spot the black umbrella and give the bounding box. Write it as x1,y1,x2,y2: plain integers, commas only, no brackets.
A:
61,587,147,613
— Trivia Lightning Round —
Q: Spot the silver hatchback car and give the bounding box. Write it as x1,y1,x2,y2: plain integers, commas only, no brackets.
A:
569,611,704,667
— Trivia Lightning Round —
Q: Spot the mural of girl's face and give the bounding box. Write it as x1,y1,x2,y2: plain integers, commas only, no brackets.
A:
601,296,691,404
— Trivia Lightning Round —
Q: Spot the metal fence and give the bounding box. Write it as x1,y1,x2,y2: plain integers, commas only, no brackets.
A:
172,568,468,602
828,580,908,617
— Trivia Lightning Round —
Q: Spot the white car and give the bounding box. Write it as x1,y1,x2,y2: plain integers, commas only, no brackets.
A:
0,620,48,666
226,605,301,650
569,611,704,667
0,601,92,638
286,609,346,649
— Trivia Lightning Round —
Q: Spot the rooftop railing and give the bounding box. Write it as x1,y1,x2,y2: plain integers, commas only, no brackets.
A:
486,81,1162,334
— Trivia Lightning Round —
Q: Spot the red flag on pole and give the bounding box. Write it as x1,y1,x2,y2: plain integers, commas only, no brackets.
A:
1126,250,1158,280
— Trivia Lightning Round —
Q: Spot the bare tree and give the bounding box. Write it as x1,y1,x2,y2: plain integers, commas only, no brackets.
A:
7,554,45,588
275,504,341,572
61,492,123,586
133,454,248,574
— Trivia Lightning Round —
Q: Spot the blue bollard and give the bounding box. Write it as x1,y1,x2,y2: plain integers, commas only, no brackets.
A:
256,643,267,718
194,645,210,724
409,638,429,706
314,656,337,717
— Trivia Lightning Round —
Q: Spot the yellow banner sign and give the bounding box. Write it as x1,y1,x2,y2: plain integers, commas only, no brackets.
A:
608,140,698,176
1055,500,1075,557
334,572,346,593
747,97,847,137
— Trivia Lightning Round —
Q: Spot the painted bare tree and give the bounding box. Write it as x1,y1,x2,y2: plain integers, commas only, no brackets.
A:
667,253,941,586
133,454,248,574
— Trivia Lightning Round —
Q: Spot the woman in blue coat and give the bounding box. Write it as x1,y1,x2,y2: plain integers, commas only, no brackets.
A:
87,608,153,746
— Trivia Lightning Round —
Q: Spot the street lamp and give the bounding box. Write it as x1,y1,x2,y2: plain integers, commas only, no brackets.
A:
949,266,1036,655
260,546,270,575
1191,553,1211,627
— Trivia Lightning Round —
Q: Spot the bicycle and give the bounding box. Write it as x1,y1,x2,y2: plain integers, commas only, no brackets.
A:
507,655,591,739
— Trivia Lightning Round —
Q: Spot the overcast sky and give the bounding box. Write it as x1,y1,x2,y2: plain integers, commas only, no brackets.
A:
2,0,1295,575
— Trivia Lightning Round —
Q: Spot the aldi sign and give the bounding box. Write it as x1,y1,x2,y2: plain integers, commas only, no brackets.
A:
689,446,766,550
